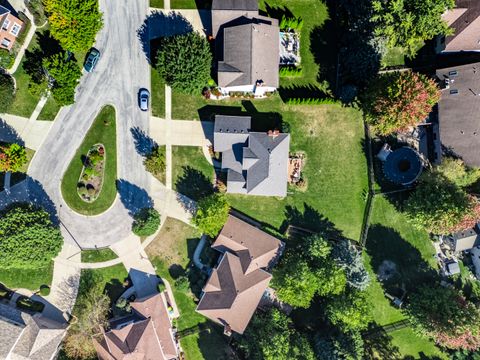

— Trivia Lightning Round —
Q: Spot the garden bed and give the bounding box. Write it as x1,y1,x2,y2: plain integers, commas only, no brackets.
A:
77,143,106,202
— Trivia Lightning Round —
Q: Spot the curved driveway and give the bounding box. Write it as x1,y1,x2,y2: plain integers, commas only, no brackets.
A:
28,0,154,248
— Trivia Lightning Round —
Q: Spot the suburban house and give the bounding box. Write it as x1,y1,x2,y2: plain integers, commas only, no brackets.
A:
436,0,480,52
196,214,284,335
0,302,66,360
94,292,179,360
435,63,480,167
0,5,23,50
212,0,280,96
213,115,290,197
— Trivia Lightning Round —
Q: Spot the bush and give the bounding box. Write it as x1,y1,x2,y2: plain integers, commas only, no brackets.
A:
435,157,480,188
158,282,166,293
0,143,27,172
285,97,339,105
192,193,230,237
174,275,190,292
279,66,303,77
26,0,47,26
0,73,15,112
132,207,161,237
39,285,50,296
156,32,212,94
0,49,14,69
144,146,166,175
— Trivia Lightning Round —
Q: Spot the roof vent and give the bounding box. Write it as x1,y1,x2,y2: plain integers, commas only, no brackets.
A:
226,128,229,132
449,70,458,77
450,89,459,95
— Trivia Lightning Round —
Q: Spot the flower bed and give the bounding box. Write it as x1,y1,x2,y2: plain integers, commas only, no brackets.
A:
77,144,106,203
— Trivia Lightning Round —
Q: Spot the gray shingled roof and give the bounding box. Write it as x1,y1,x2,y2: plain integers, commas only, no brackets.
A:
218,22,280,88
212,0,258,11
214,115,290,197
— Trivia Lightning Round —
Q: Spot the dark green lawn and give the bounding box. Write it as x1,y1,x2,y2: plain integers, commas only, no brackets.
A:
10,65,40,118
151,68,165,118
171,0,211,9
150,0,164,8
61,105,117,215
172,146,215,201
81,248,118,263
0,263,53,290
37,96,61,121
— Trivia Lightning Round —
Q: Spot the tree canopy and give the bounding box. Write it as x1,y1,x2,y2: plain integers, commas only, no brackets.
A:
435,157,480,189
363,71,440,135
132,207,161,237
0,203,63,269
372,0,454,57
272,234,346,308
192,193,230,237
43,53,82,105
405,172,473,234
156,32,212,94
43,0,103,52
238,308,315,360
325,290,372,332
0,143,27,172
407,284,480,351
0,72,15,113
332,239,370,291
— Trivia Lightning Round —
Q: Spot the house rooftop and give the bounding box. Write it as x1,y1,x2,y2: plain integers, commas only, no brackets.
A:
436,63,480,167
442,0,480,52
449,223,480,252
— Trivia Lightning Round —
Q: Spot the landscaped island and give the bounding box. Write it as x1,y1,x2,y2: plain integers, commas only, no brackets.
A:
61,105,117,215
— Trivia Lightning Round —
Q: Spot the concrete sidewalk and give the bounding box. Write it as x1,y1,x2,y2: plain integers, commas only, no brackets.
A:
0,114,53,150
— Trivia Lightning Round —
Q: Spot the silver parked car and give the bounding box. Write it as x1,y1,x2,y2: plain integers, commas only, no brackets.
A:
139,89,150,111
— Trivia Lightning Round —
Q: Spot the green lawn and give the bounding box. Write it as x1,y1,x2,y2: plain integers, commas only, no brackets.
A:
389,328,447,359
172,146,214,201
151,68,165,118
0,263,53,291
10,65,40,118
61,105,117,215
171,0,211,9
150,0,164,8
381,47,406,68
81,248,118,263
37,95,61,121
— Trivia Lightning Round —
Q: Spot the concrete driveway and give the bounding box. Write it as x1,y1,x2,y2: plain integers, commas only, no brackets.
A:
150,117,214,146
26,0,152,248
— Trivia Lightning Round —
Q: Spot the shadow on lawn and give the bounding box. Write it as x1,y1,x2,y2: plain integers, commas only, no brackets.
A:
175,166,214,201
138,11,193,64
23,30,62,83
363,324,401,360
366,224,437,292
116,179,154,217
260,2,294,20
130,126,157,157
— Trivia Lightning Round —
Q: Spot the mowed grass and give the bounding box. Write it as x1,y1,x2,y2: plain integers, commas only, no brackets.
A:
389,328,447,359
151,68,165,118
81,248,118,263
61,105,117,215
10,65,39,118
172,146,215,200
37,96,61,121
0,263,53,290
150,0,164,8
171,0,211,9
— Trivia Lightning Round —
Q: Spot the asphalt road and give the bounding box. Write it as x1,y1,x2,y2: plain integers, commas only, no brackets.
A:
28,0,152,248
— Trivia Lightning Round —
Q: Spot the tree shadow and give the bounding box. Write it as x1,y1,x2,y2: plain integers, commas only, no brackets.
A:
278,84,331,102
130,126,158,157
23,30,62,84
366,224,438,293
175,166,214,201
176,191,197,216
104,278,127,305
196,322,233,360
0,118,24,146
116,179,154,217
260,2,294,20
363,323,401,360
168,264,185,279
138,10,194,64
310,21,339,88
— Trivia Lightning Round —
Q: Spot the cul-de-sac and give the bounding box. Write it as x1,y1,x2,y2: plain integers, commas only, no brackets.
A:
2,0,480,359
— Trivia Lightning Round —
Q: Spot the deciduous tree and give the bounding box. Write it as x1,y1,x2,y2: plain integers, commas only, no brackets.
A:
132,207,161,237
0,143,27,172
43,0,103,52
156,32,212,94
0,203,63,269
325,290,372,332
43,53,82,105
435,157,480,188
407,285,480,350
363,71,440,135
192,193,230,237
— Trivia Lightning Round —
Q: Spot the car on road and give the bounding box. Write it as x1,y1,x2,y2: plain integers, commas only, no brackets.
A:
139,89,150,111
84,48,100,72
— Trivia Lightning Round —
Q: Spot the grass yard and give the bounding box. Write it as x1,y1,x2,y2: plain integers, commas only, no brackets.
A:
381,47,406,68
37,95,61,121
151,67,165,118
145,218,233,359
150,0,164,8
0,263,53,291
171,0,211,9
10,65,40,118
172,146,215,201
388,327,447,359
81,248,118,263
61,105,117,215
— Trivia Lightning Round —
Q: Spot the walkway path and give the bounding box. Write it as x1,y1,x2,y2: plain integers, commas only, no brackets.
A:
29,94,49,121
165,85,173,189
0,114,53,150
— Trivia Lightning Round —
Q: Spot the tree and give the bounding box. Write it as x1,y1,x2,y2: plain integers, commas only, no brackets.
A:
156,32,212,94
314,330,365,360
0,72,15,112
192,193,230,237
272,234,346,308
43,53,82,105
43,0,103,52
132,207,161,237
363,71,440,135
326,290,372,332
405,172,473,234
0,143,27,172
372,0,454,57
63,271,110,359
144,146,166,176
435,157,480,188
332,239,370,291
0,203,63,269
407,284,480,351
238,308,315,360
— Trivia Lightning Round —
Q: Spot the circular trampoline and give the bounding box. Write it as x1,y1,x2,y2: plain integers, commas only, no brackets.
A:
383,147,423,186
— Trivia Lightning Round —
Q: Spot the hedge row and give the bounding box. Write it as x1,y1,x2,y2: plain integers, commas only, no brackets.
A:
285,97,339,105
279,67,303,77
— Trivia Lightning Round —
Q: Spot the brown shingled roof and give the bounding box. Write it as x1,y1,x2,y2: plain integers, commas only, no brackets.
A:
196,215,283,334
